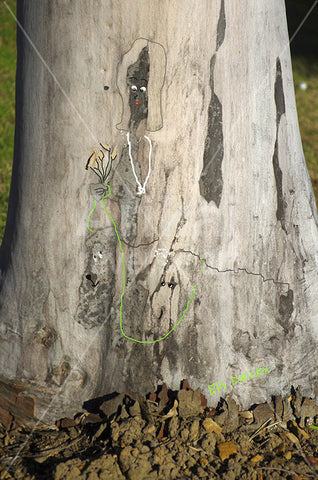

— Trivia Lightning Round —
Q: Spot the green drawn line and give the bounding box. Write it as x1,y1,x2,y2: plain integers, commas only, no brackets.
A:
87,199,97,232
310,425,318,430
89,185,204,343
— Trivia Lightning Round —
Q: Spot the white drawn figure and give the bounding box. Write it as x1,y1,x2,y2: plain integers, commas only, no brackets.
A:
116,38,166,196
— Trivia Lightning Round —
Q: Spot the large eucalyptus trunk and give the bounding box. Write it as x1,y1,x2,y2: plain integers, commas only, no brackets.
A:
1,0,317,423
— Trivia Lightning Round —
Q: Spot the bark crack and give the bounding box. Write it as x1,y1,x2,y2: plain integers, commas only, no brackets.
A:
173,248,290,290
120,237,159,248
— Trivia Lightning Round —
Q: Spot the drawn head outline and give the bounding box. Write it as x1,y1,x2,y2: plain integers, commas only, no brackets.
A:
116,37,167,132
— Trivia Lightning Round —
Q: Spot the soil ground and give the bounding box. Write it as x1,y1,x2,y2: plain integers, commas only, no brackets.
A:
0,382,318,480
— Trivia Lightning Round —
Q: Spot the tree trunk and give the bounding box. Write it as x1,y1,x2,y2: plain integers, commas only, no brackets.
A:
1,0,318,423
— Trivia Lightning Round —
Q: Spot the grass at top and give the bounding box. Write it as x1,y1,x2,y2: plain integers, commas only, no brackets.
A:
0,3,317,243
0,0,17,242
292,56,318,202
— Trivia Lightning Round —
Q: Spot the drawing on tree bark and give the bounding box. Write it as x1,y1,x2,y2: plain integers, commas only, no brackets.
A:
116,37,166,132
116,38,166,196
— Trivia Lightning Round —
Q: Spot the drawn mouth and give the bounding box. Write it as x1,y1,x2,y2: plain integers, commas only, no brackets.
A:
135,100,140,105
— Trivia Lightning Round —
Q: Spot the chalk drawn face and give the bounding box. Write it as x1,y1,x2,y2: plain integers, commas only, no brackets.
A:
127,47,149,130
116,38,166,132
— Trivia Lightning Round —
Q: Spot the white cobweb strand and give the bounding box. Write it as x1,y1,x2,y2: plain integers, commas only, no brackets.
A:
127,132,152,196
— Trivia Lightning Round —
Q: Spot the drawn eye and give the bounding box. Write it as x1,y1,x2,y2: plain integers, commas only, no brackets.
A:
131,85,137,92
98,251,103,258
161,281,166,287
93,255,97,261
140,86,146,92
168,283,175,289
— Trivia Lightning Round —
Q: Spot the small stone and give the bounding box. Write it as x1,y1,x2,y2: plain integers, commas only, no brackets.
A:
168,416,179,438
250,454,263,462
143,424,156,436
196,466,209,477
180,427,189,442
217,441,237,461
201,433,216,455
119,405,130,420
111,422,120,442
189,419,200,443
131,448,139,457
129,400,141,417
202,418,222,434
119,446,135,473
140,445,150,453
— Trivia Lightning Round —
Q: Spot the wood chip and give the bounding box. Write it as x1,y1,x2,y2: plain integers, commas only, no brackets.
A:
157,421,165,440
284,431,301,447
289,420,310,439
202,417,222,434
217,441,237,461
250,454,263,462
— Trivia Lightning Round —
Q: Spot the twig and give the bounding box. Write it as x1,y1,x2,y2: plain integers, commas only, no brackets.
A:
249,418,272,441
21,435,82,459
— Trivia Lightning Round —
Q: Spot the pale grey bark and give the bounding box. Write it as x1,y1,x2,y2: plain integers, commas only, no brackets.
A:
0,0,317,423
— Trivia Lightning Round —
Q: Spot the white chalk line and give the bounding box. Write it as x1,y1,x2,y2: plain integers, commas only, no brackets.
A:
127,132,152,195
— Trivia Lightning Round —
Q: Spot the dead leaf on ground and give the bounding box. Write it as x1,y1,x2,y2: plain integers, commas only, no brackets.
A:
161,400,178,419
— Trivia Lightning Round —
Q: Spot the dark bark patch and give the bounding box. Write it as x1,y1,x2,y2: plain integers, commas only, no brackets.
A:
76,230,116,329
127,47,149,133
199,55,224,207
273,139,287,231
216,0,226,51
278,289,294,332
272,57,287,232
274,58,286,123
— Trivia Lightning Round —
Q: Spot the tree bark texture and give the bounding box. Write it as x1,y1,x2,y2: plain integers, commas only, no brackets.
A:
0,0,317,422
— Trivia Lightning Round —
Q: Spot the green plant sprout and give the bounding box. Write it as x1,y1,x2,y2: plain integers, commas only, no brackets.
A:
85,143,117,184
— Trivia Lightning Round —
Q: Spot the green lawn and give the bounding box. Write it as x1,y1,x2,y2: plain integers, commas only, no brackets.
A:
292,56,318,200
0,2,317,243
0,0,16,241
